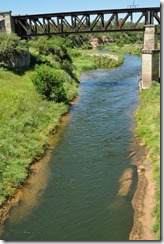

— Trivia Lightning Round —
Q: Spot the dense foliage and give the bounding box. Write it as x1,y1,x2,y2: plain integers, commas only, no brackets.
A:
29,36,76,76
0,33,29,68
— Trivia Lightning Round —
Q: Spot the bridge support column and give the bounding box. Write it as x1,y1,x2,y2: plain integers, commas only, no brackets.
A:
141,25,159,89
5,11,15,33
0,11,14,33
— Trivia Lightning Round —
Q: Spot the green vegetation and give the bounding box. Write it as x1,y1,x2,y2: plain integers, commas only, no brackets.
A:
0,33,29,68
135,81,160,239
0,34,79,207
0,68,69,206
0,33,124,209
31,64,71,103
71,49,124,75
104,43,142,56
98,32,143,56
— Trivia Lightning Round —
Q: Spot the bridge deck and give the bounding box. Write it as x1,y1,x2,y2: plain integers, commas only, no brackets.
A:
12,7,160,38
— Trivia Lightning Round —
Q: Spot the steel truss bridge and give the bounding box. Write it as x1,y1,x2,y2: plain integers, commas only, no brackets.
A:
12,7,160,38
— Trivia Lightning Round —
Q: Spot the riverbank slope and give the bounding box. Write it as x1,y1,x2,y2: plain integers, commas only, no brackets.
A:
130,81,160,240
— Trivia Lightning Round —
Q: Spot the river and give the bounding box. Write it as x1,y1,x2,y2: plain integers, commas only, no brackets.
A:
0,54,141,241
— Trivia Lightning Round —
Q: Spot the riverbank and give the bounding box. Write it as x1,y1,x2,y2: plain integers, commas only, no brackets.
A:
130,81,160,240
129,139,156,240
0,68,73,209
0,112,71,232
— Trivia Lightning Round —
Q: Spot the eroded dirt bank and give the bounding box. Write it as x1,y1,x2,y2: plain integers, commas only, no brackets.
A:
129,138,156,240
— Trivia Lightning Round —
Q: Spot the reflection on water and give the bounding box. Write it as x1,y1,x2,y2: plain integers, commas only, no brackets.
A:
1,54,141,241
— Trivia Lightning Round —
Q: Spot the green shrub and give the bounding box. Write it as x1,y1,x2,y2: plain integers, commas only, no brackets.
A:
31,64,68,103
29,37,61,56
29,37,72,61
29,37,77,80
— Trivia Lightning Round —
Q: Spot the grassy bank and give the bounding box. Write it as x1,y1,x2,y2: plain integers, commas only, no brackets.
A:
0,68,71,206
134,81,160,239
70,49,125,76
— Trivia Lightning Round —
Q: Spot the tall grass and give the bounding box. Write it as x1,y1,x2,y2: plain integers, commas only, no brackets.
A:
135,81,160,239
0,68,69,206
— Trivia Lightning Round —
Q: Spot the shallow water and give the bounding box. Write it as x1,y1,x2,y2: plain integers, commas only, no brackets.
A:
1,54,141,241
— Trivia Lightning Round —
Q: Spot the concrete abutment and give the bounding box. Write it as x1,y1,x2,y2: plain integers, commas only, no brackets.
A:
140,25,160,89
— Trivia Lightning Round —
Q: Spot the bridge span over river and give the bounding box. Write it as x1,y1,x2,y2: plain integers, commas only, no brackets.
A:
0,7,160,88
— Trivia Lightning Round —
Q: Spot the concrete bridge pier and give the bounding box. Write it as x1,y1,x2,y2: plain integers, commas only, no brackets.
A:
0,11,14,33
140,25,160,89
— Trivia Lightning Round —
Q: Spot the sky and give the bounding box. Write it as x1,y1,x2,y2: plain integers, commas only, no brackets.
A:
0,0,161,15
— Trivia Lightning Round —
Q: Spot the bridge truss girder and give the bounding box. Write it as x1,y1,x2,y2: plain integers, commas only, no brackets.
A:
13,7,160,38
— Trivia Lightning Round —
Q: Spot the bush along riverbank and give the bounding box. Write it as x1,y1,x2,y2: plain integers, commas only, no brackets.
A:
0,33,124,218
134,81,160,239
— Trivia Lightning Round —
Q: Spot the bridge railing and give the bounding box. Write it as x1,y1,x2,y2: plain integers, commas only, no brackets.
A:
12,7,160,38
